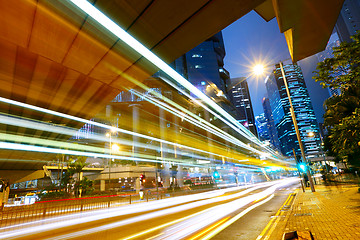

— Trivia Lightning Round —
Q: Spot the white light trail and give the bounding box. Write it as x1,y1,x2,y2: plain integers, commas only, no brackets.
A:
0,114,223,164
0,98,255,165
66,0,282,157
0,141,200,167
0,181,283,239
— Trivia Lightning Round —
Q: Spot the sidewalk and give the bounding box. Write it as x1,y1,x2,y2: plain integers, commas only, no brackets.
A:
262,184,360,240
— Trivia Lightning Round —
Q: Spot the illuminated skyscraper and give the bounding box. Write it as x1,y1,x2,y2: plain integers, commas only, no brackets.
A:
266,64,321,157
227,78,257,136
168,31,230,96
262,97,281,151
255,113,269,142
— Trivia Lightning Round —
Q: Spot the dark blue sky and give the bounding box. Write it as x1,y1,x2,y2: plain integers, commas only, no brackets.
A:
222,11,329,123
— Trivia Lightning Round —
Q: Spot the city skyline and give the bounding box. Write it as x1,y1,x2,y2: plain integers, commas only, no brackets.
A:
222,11,332,125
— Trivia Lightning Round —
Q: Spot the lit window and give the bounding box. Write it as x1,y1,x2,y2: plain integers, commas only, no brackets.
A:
195,65,203,69
192,54,202,58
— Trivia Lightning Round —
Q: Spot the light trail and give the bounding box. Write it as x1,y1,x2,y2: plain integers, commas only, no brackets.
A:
0,141,201,167
0,113,255,167
201,194,275,239
152,179,297,239
0,101,289,168
66,0,287,160
0,98,271,167
0,180,290,239
0,132,217,168
131,89,259,153
0,178,298,240
130,88,290,166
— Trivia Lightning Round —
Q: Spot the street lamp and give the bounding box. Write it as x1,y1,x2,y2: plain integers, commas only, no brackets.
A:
254,61,316,192
311,131,330,172
106,128,118,191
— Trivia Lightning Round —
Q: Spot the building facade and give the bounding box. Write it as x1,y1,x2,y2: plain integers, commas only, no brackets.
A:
255,113,269,142
262,97,281,151
266,64,322,158
316,31,342,97
335,0,360,43
227,78,258,136
169,31,230,96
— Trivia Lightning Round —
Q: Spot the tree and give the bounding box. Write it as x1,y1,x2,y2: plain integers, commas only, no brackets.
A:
328,109,360,167
61,156,94,196
314,32,360,91
313,32,360,166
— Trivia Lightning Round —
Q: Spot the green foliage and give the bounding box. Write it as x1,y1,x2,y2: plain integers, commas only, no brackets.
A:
323,87,360,128
38,191,72,201
74,177,94,197
314,32,360,91
328,109,360,166
313,32,360,166
60,155,94,196
184,179,193,185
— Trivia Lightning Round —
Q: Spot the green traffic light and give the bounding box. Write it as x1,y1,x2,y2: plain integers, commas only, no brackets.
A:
299,163,306,172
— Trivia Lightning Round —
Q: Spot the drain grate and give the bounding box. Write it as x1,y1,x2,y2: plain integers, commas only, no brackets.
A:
294,213,312,216
346,205,360,209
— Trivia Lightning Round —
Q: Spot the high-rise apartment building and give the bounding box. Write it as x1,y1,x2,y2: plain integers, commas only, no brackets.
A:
266,64,321,158
227,78,257,136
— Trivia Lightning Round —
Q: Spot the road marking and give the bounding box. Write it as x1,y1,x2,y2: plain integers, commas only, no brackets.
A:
256,190,297,240
189,217,230,240
145,232,163,240
200,194,275,240
121,209,210,240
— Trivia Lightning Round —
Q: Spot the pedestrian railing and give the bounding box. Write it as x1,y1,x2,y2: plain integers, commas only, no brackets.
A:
0,187,211,231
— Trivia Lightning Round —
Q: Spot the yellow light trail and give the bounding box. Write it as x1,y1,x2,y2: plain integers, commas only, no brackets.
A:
121,209,210,240
200,194,275,240
67,0,289,162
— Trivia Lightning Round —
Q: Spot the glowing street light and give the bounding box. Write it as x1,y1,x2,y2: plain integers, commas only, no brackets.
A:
253,64,265,76
111,143,120,152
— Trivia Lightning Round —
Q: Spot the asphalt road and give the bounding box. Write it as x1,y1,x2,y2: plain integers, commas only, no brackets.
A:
0,178,299,240
212,182,299,240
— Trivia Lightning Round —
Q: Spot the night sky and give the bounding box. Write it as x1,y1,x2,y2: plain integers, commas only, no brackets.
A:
222,11,329,123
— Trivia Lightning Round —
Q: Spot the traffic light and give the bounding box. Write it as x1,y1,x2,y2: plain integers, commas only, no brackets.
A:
213,170,220,179
139,174,146,183
298,163,307,172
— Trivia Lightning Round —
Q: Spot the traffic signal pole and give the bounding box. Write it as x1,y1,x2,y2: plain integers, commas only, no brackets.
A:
293,149,305,192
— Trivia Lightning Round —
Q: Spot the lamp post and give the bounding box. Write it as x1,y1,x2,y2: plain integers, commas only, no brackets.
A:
254,61,316,192
106,128,118,191
310,131,329,172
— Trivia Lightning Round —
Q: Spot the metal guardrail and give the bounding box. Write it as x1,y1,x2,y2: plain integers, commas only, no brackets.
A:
0,187,212,231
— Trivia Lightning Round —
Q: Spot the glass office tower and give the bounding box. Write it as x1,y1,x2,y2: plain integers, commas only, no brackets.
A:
227,78,258,136
266,64,321,158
